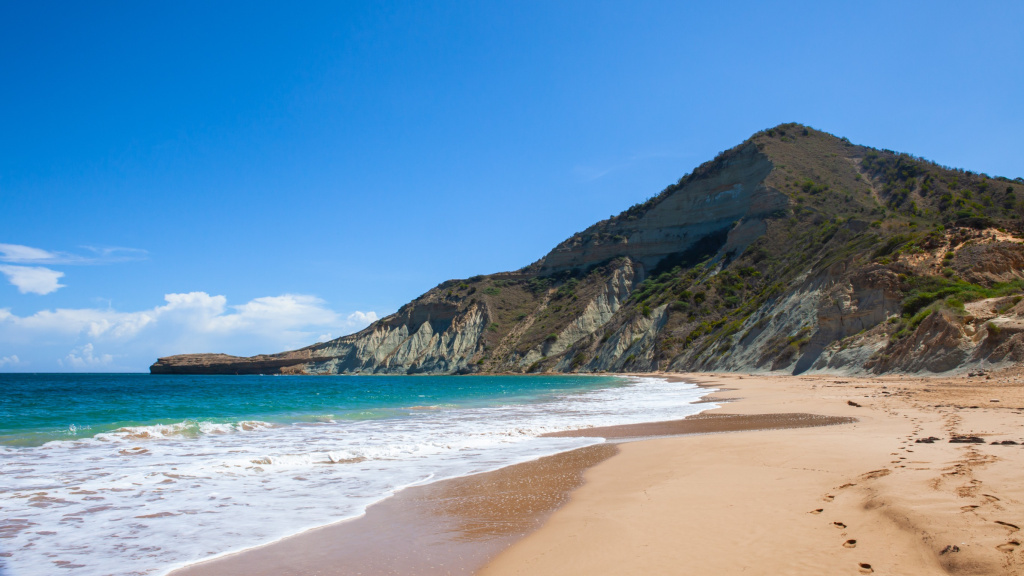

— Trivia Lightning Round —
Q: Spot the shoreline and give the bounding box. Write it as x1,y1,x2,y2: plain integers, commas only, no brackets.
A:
167,374,719,576
168,373,858,576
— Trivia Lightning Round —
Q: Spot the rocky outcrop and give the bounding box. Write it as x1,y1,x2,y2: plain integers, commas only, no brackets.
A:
954,242,1024,285
304,301,489,374
151,124,1024,377
150,351,314,375
862,297,1024,374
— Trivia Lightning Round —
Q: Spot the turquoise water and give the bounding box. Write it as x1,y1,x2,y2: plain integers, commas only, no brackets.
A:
0,373,620,446
0,373,710,576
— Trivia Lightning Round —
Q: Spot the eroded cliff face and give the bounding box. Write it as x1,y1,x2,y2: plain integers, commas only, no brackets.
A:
509,260,639,371
306,300,488,374
151,124,1024,377
302,258,643,375
538,143,786,274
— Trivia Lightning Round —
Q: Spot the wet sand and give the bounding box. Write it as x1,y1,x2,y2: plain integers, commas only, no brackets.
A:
169,444,619,576
544,412,855,439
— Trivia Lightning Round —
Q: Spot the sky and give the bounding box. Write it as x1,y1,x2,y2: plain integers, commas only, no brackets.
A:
1,1,1022,372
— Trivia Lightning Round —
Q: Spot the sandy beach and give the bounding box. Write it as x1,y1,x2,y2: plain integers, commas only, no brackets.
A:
483,370,1024,576
172,370,1024,575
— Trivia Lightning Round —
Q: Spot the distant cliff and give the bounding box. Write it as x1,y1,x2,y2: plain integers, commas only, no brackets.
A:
151,124,1024,376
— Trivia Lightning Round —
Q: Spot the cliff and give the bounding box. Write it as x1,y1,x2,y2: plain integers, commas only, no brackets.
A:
151,124,1024,376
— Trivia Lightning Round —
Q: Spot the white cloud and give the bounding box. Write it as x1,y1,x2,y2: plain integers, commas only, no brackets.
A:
346,311,378,326
61,343,113,369
0,293,381,371
0,265,66,294
0,354,19,367
315,312,378,342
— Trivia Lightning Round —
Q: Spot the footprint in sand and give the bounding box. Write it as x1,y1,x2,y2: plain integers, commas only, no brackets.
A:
844,539,857,548
995,521,1020,532
834,522,847,529
860,469,891,480
996,540,1020,553
859,562,874,573
809,509,823,514
824,494,835,502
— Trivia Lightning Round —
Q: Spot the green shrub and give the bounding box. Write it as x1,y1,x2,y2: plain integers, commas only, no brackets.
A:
897,276,1024,317
527,278,550,293
801,180,829,195
556,278,580,299
987,322,1002,337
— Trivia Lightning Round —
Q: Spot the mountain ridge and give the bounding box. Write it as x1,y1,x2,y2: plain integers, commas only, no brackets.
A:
151,123,1024,376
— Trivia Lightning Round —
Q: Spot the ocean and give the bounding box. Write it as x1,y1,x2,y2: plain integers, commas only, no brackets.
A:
0,373,713,576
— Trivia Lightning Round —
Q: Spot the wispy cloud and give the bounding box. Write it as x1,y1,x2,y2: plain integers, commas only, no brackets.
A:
0,265,66,295
78,246,149,263
0,243,148,265
0,355,19,367
0,244,57,262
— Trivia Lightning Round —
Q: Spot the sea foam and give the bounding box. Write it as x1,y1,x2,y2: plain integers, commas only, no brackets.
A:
0,376,712,576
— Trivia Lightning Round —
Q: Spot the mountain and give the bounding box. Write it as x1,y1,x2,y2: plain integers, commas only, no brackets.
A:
151,124,1024,376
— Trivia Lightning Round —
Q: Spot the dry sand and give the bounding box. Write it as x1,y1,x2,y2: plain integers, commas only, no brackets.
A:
480,370,1024,576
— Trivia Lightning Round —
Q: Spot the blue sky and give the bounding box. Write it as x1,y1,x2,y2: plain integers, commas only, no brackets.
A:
2,1,1022,371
